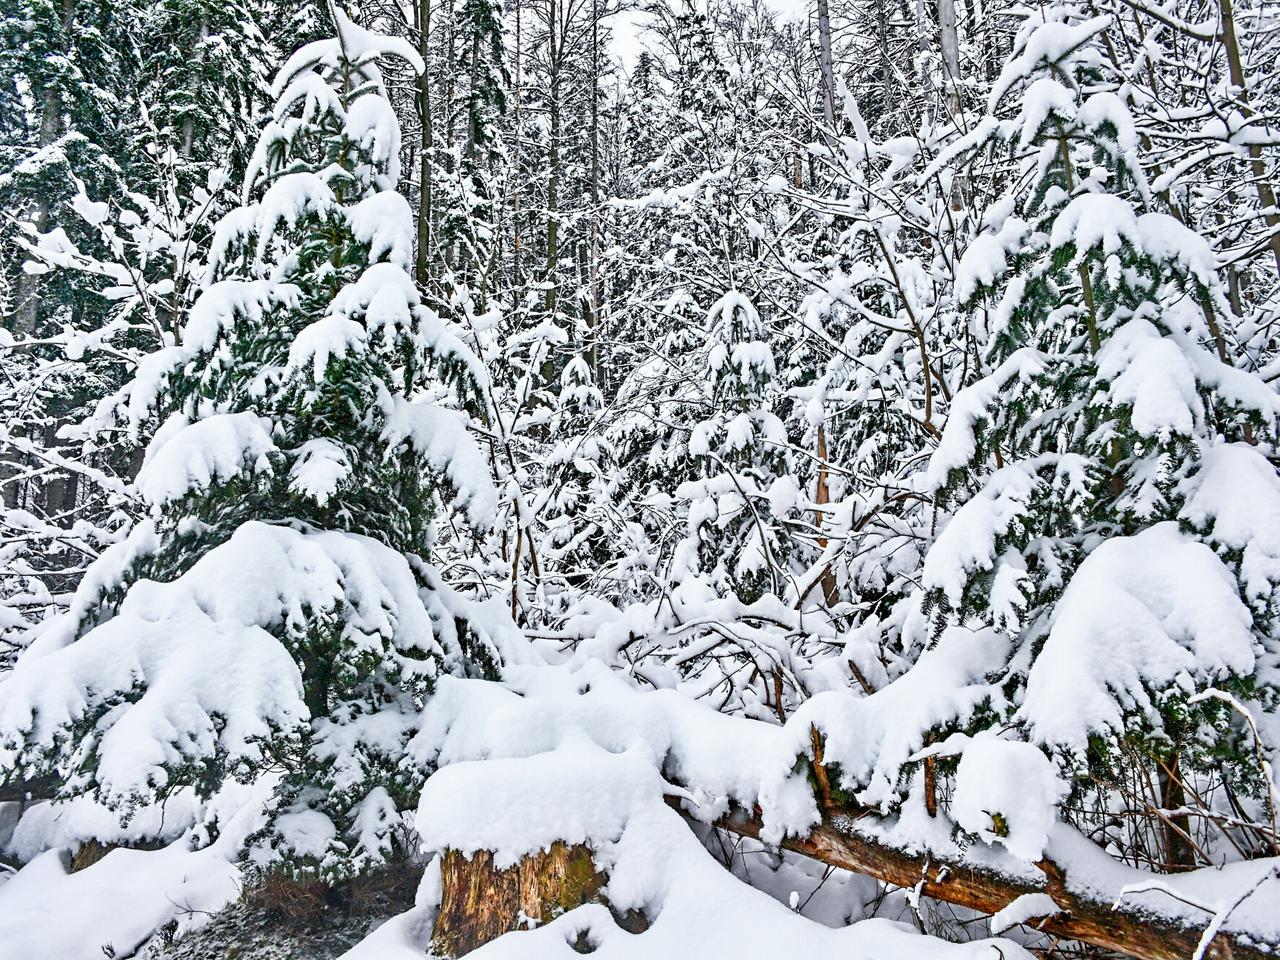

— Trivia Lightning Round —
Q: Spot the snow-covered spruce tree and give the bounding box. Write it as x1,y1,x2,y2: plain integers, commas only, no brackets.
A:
536,355,621,607
676,292,795,606
0,13,508,882
885,8,1280,865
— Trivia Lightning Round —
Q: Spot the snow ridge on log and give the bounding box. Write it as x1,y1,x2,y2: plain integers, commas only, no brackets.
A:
685,799,1277,960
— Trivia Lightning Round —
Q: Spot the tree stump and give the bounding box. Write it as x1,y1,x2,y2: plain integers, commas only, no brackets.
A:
430,842,607,957
70,839,115,872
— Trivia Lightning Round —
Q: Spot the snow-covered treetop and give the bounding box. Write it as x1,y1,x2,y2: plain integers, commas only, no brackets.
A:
245,8,424,201
89,8,494,560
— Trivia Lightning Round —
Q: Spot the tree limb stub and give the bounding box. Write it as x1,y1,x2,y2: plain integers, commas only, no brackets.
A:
671,799,1274,960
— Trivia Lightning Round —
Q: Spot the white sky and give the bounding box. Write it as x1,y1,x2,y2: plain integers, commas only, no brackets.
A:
607,0,811,69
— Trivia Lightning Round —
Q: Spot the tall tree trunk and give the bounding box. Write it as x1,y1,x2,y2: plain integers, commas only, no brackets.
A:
587,0,600,376
510,0,523,295
12,0,76,337
813,424,839,606
937,0,961,116
815,0,837,140
415,0,434,286
443,0,457,272
180,9,209,159
1218,0,1280,275
544,0,560,318
878,0,893,115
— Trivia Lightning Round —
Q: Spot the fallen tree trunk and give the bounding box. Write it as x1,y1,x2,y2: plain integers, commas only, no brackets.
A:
675,799,1273,960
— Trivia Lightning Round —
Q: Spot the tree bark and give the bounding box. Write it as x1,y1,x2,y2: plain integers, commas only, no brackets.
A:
510,0,523,295
680,800,1274,960
937,0,961,114
544,0,560,318
812,424,839,606
70,839,115,873
587,0,600,377
1158,756,1196,871
431,843,609,957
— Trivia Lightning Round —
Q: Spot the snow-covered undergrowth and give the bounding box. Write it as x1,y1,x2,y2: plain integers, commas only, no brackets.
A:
404,663,1280,949
0,781,271,960
3,647,1279,959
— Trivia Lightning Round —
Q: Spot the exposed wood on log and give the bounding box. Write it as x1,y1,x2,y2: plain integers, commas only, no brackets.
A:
671,799,1274,960
432,842,634,957
70,839,115,873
